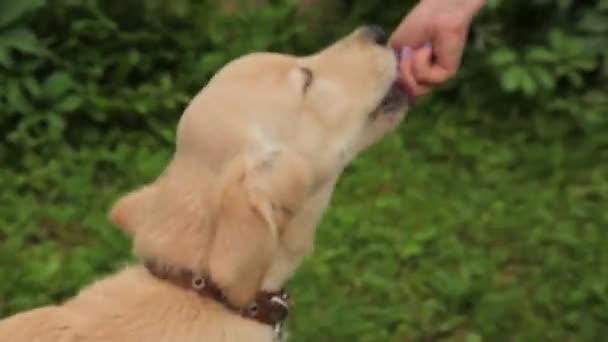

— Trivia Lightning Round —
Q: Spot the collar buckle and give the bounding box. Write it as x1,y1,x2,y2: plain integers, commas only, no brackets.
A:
144,261,291,330
273,321,285,341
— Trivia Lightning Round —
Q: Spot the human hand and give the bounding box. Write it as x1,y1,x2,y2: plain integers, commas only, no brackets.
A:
390,0,486,101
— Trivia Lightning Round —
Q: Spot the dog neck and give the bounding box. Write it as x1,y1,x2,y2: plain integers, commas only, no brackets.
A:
143,259,291,338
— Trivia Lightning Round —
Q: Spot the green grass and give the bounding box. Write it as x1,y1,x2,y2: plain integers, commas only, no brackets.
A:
1,104,606,341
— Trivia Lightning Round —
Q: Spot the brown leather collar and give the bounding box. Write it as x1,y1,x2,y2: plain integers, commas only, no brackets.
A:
144,260,291,331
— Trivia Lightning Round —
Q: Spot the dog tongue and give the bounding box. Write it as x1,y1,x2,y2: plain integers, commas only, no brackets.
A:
398,81,416,106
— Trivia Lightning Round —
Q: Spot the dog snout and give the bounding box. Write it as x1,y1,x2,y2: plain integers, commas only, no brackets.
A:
364,25,387,46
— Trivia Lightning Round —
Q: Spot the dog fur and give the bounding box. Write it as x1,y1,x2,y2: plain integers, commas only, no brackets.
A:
0,27,408,342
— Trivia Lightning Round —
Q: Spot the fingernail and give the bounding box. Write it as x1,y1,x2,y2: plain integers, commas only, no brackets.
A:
421,41,432,49
400,47,411,60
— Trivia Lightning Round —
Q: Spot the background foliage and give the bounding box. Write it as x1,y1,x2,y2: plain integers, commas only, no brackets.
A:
1,0,607,340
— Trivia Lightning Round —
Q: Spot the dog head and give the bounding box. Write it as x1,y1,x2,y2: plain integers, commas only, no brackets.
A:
109,26,408,305
174,26,407,174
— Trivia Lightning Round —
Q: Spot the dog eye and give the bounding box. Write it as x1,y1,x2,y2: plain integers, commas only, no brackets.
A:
299,67,313,93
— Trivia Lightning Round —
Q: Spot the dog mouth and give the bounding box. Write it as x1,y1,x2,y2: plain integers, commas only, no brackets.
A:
369,83,407,120
369,50,411,119
376,82,408,113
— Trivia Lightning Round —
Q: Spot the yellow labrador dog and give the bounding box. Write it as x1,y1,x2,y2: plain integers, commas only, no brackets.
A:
0,26,409,342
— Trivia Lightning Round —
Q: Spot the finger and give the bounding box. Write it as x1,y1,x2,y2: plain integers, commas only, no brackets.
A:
430,14,470,80
411,45,451,85
399,55,431,102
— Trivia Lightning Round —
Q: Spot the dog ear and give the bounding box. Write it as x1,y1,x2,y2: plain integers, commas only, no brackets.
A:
109,184,159,235
209,150,311,306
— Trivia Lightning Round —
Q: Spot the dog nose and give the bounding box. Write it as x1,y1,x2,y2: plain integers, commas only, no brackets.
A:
365,25,387,45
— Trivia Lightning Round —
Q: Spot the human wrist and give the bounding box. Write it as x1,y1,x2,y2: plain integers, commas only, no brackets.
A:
419,0,487,15
420,0,486,7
